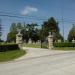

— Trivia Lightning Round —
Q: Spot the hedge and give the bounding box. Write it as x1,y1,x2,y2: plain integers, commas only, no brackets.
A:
0,44,20,52
54,42,75,47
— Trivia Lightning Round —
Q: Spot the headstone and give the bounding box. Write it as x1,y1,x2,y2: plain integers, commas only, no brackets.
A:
36,40,41,44
58,39,61,43
48,32,53,49
28,38,32,44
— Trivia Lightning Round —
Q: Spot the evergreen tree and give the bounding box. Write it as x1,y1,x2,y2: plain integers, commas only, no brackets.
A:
26,23,39,43
42,17,63,42
17,23,23,30
10,23,17,32
7,23,17,42
68,24,75,42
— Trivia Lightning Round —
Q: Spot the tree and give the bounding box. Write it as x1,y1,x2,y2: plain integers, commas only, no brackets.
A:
26,23,39,43
7,31,16,42
68,24,75,42
31,28,39,43
10,23,17,32
7,22,24,42
41,17,62,42
47,17,59,33
6,17,62,43
21,23,29,43
17,23,23,30
7,23,17,42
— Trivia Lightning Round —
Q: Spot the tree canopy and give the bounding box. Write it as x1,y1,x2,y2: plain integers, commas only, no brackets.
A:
68,24,75,42
41,17,63,42
7,17,63,43
7,22,39,43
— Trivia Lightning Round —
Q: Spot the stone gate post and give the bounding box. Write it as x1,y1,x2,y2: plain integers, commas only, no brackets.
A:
16,31,22,48
48,32,53,49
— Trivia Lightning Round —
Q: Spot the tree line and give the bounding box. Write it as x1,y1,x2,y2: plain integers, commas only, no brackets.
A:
0,17,74,43
7,17,63,43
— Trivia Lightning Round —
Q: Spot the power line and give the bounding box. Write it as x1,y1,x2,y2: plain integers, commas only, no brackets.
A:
0,14,48,21
0,11,75,24
0,11,48,21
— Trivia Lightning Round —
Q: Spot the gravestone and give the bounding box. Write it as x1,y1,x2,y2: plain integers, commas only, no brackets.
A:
36,40,41,44
28,38,32,44
58,39,61,43
48,32,53,49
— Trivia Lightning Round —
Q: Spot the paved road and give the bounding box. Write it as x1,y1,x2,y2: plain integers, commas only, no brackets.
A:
0,47,75,75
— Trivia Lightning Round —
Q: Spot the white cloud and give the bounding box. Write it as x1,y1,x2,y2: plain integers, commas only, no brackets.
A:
21,6,38,15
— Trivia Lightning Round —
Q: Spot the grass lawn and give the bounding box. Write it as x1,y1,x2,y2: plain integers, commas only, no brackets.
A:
54,47,75,51
0,50,26,62
23,43,75,50
24,43,48,48
24,43,41,48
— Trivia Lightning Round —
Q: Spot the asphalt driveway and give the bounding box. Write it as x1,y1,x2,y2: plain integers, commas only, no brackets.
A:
0,47,75,75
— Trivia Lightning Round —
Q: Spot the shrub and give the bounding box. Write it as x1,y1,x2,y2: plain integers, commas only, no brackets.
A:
54,42,75,47
0,44,20,52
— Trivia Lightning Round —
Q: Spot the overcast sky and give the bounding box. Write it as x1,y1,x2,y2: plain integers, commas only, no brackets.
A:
0,0,75,40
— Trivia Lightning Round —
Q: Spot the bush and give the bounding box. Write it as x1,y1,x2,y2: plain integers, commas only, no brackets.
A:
0,44,20,52
54,42,75,47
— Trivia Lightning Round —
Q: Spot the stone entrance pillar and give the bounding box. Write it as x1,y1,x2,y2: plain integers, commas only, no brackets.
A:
48,32,53,49
16,31,22,48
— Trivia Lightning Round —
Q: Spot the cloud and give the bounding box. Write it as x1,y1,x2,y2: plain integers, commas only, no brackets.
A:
21,6,38,15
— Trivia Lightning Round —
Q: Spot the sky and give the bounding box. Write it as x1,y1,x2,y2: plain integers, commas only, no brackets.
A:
0,0,75,40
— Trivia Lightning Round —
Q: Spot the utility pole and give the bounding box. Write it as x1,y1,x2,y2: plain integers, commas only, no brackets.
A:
62,14,64,42
61,0,64,42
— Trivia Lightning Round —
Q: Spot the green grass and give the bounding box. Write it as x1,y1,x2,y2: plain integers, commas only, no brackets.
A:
24,43,48,49
0,50,26,62
24,44,41,48
24,43,75,50
53,47,75,50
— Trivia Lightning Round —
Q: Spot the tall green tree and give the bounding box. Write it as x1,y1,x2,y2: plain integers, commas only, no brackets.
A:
7,23,17,42
21,23,29,43
7,22,24,42
17,23,23,30
7,31,16,42
68,24,75,42
42,17,62,42
47,17,59,33
26,23,39,42
26,23,37,37
10,23,17,32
